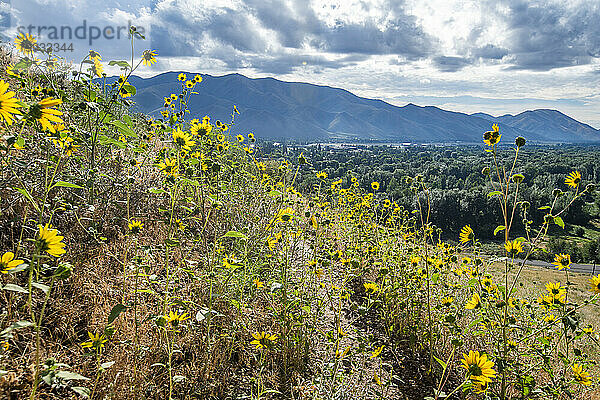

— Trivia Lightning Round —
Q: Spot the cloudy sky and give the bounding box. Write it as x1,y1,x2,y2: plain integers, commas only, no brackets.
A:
4,0,600,127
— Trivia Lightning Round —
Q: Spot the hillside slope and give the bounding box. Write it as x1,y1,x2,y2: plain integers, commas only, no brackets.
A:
110,72,600,143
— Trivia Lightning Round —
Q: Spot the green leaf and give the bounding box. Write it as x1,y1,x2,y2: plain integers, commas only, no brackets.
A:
538,206,551,210
165,238,180,247
487,191,503,197
51,181,83,190
494,225,506,236
97,135,127,149
0,320,33,336
554,216,565,229
268,190,283,197
31,282,50,294
71,386,91,397
100,361,115,369
222,231,248,240
109,120,137,138
8,263,28,274
433,355,447,370
56,371,90,381
14,58,34,69
85,89,97,101
107,304,127,325
108,60,131,69
13,187,40,212
122,84,136,96
148,188,168,194
2,283,28,293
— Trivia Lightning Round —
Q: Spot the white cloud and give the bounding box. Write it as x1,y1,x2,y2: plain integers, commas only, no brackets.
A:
3,0,600,127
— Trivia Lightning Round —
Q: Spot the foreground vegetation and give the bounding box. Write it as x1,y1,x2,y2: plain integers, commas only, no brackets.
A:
1,31,599,399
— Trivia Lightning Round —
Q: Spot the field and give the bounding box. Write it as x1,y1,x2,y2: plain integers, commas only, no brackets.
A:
1,32,599,400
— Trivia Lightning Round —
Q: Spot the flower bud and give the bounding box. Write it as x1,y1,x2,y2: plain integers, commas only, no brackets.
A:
512,174,524,183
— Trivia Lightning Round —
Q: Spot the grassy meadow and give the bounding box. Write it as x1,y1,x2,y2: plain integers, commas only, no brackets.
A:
1,30,600,400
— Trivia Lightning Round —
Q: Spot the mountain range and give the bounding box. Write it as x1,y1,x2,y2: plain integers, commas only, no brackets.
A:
110,72,600,143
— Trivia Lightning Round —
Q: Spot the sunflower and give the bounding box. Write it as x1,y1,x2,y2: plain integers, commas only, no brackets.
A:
236,134,244,142
544,314,556,323
364,282,379,294
483,124,501,146
90,58,103,77
175,218,186,231
482,276,493,287
459,225,474,243
81,332,108,351
164,310,190,328
0,252,24,274
371,181,380,191
564,171,581,188
461,350,496,385
37,224,66,257
552,253,571,270
193,74,202,83
128,219,143,234
142,49,157,66
178,73,187,82
157,158,179,177
53,136,79,156
119,86,132,98
29,97,63,133
572,363,591,385
504,239,524,255
88,50,101,61
32,85,42,97
316,171,327,179
545,282,565,298
466,293,481,310
0,80,22,125
185,80,195,88
275,207,294,223
589,275,600,294
15,33,37,55
537,294,553,308
250,331,278,349
253,279,264,288
172,128,196,150
410,256,421,267
441,296,454,307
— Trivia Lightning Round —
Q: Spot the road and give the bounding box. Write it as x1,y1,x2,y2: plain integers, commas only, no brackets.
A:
514,258,599,275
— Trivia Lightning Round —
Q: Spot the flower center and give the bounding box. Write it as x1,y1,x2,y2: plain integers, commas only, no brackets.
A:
469,364,483,377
